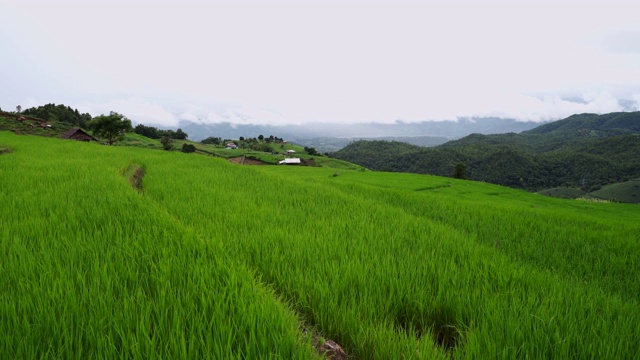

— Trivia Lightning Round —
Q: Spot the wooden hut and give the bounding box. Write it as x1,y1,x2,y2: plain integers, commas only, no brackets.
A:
61,128,98,142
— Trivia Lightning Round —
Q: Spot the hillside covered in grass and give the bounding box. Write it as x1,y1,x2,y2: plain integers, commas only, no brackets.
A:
2,131,640,358
331,112,640,194
1,107,347,170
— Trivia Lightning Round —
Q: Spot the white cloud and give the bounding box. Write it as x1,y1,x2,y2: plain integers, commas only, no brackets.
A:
76,98,178,127
205,112,227,124
601,30,640,54
470,92,626,122
1,0,640,127
632,94,640,111
200,106,292,126
178,111,199,123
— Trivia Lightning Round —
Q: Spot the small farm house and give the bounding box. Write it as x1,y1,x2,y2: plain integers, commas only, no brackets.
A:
60,128,98,142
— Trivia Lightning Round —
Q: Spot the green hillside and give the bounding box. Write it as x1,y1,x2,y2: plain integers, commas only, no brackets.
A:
1,112,78,138
588,178,640,203
327,140,424,171
2,110,343,169
440,112,640,153
331,112,640,195
537,187,586,199
117,132,162,149
524,111,640,136
2,131,640,358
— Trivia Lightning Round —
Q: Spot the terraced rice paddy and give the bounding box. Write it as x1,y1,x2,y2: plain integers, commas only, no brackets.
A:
1,131,639,358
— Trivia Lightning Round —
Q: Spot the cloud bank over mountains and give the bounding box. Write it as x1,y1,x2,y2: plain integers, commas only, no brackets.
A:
71,91,640,128
1,0,639,129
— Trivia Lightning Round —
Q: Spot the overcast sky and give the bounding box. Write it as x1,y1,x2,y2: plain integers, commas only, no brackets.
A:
1,0,639,127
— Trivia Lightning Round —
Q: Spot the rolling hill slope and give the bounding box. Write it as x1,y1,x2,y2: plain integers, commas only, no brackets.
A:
331,112,640,195
2,131,640,359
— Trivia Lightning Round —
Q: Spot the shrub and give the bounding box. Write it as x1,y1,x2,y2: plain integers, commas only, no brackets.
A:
181,143,196,153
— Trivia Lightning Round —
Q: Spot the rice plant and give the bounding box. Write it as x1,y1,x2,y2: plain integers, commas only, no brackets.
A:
2,131,639,359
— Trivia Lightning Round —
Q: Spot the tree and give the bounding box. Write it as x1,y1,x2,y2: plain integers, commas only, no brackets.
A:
21,103,91,127
181,143,196,153
258,134,264,141
89,112,132,145
173,128,188,140
304,146,319,156
453,163,467,179
134,124,160,139
201,136,221,145
252,142,271,152
161,136,173,151
16,105,21,114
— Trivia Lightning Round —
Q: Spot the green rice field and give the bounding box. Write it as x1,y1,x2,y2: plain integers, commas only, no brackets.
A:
1,131,639,359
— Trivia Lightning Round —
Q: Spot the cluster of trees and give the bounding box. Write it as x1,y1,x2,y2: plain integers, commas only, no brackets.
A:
181,143,196,153
134,124,188,140
88,112,133,145
84,113,191,147
259,135,284,143
200,134,289,153
303,146,319,156
201,136,223,145
6,102,197,147
21,103,92,128
331,112,640,192
236,135,284,144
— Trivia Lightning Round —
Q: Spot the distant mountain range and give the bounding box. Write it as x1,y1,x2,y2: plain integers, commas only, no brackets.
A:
290,136,451,153
330,112,640,194
180,117,542,149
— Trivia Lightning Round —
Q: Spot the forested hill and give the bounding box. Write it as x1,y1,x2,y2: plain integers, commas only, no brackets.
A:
330,112,640,192
440,112,640,152
524,111,640,136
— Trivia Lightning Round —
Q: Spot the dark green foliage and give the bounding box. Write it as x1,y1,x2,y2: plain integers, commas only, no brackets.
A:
160,136,173,151
134,124,162,139
134,124,188,140
524,112,640,136
89,112,133,145
201,136,222,145
304,146,319,156
537,187,586,199
299,136,450,153
181,143,196,153
21,103,92,128
173,128,188,140
589,179,640,203
251,142,271,152
332,112,640,192
453,163,467,179
329,140,422,170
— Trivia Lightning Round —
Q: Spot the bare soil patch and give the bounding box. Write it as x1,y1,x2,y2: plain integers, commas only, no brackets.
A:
302,326,347,360
228,156,269,165
120,163,145,192
129,166,145,191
